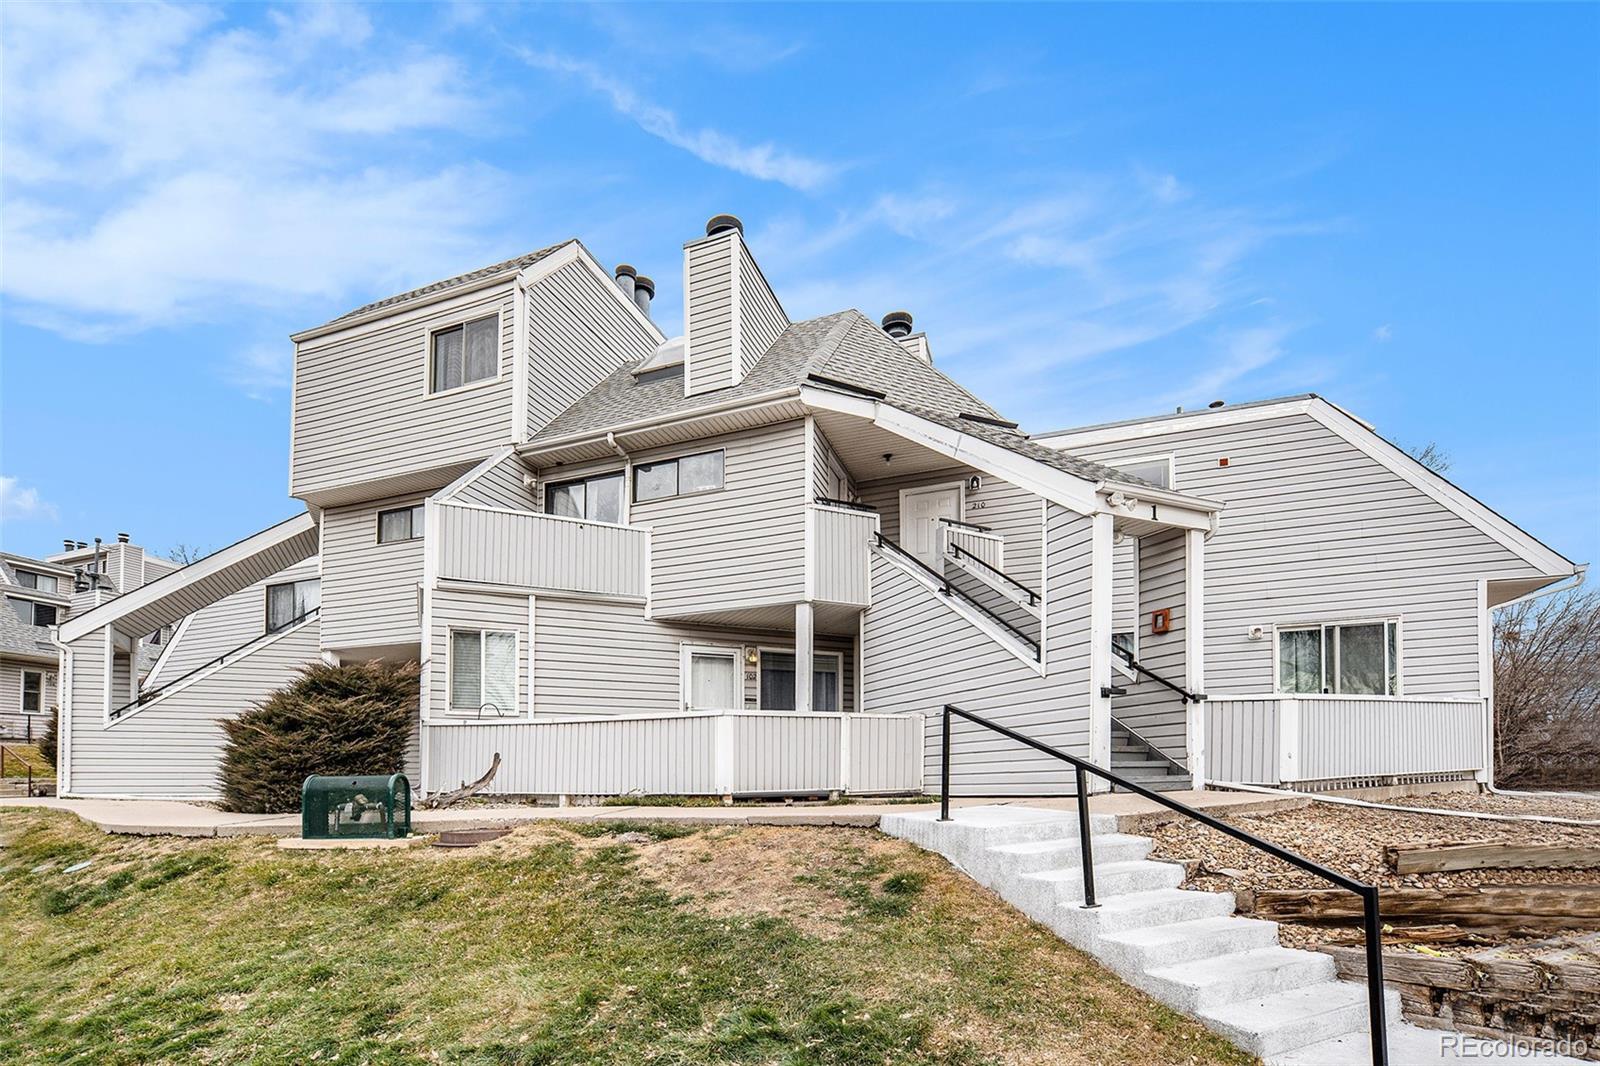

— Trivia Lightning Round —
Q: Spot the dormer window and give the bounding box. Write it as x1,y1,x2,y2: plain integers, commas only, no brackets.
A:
14,569,57,593
430,315,498,393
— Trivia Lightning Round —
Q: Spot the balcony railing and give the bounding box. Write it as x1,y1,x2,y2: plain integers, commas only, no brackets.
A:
810,499,877,606
435,501,649,599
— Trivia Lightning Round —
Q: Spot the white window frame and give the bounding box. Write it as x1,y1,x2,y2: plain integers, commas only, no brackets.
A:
263,579,320,633
1107,453,1177,491
633,449,727,505
14,569,57,593
1274,617,1403,697
445,626,521,718
544,469,627,524
678,642,742,712
424,311,503,397
8,596,57,628
376,504,426,544
20,669,44,714
755,647,844,712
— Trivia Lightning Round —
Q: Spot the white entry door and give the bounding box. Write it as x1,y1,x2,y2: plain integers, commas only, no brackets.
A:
900,484,962,569
683,646,740,711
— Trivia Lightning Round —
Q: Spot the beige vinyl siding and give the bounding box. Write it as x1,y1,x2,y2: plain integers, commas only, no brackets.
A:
531,597,855,716
320,496,424,651
0,659,57,739
1068,412,1546,697
291,282,516,502
146,559,320,687
1110,528,1188,762
735,240,788,379
861,505,1094,795
426,587,531,719
451,452,539,510
857,467,1044,592
524,259,658,437
629,421,807,616
63,619,323,798
684,233,735,395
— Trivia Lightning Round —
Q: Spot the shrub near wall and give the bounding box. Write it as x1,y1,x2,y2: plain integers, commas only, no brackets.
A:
218,661,419,814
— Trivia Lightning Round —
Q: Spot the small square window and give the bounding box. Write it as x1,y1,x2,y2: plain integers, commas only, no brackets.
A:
430,315,498,393
449,629,517,716
266,579,320,632
378,504,426,543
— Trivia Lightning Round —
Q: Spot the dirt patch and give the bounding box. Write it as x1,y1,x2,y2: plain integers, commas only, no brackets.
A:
1147,794,1600,953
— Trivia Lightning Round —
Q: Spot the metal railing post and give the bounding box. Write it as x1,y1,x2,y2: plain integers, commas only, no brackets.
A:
1074,765,1098,908
939,705,952,821
1362,886,1389,1065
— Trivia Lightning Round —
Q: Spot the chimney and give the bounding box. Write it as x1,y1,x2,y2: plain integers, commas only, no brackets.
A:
882,310,934,364
117,532,131,544
682,213,790,396
633,275,654,318
63,539,75,552
614,264,636,301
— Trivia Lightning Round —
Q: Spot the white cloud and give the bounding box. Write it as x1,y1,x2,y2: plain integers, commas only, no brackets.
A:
0,2,502,345
0,477,59,523
224,341,295,401
515,49,839,191
1374,323,1393,342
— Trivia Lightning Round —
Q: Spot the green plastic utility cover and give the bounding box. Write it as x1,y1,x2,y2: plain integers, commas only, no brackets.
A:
301,774,412,839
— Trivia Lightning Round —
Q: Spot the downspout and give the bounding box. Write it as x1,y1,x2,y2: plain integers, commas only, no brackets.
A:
1485,564,1588,798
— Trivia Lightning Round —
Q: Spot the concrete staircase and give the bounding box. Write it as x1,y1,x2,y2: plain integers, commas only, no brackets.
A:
1109,722,1190,792
881,805,1583,1065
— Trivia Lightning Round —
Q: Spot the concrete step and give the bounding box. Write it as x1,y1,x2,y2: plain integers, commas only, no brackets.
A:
1143,946,1337,1012
983,833,1152,876
1017,859,1184,909
1198,980,1402,1059
1051,887,1236,946
1098,914,1282,971
1112,777,1190,792
879,806,1119,865
1274,1019,1590,1065
1109,757,1180,771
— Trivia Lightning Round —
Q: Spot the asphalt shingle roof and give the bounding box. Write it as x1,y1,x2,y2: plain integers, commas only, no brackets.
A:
0,599,56,659
529,308,1151,488
314,242,573,330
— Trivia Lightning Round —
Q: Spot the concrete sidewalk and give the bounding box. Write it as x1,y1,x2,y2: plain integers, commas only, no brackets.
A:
0,789,1306,839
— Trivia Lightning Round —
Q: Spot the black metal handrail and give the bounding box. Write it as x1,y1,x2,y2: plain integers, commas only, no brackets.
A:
938,515,994,533
937,703,1388,1066
946,542,1040,607
0,744,34,797
111,609,320,719
812,495,878,515
874,533,1039,659
1112,643,1203,703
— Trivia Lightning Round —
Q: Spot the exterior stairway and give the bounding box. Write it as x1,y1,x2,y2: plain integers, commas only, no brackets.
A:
1109,721,1190,792
881,805,1584,1065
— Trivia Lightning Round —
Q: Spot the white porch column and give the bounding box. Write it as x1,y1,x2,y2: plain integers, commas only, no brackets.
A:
1088,513,1114,782
795,602,814,713
1185,528,1208,791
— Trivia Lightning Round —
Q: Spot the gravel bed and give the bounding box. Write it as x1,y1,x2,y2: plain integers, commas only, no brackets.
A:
1371,789,1600,821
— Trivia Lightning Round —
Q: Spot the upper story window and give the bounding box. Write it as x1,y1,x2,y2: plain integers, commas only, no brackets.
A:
1109,455,1174,490
545,472,623,525
7,596,57,627
14,569,57,593
378,504,426,543
266,578,320,633
429,315,498,393
634,450,724,503
1278,619,1399,696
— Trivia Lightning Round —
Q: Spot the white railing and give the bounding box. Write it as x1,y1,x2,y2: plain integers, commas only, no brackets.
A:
810,503,877,606
1205,695,1489,786
941,522,1004,569
435,500,649,599
424,711,924,797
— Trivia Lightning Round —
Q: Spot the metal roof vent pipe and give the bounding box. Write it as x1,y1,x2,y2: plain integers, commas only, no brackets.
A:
1209,400,1226,409
881,310,914,339
614,264,636,301
633,275,655,318
705,213,743,238
63,539,75,552
76,541,87,550
117,532,131,544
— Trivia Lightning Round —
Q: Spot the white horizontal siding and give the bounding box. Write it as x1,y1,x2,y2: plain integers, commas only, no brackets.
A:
435,504,648,599
685,234,735,395
292,283,516,501
735,239,788,379
145,558,320,687
320,495,424,651
525,259,657,437
426,588,531,720
0,660,56,740
858,467,1043,592
1111,528,1188,762
450,452,540,510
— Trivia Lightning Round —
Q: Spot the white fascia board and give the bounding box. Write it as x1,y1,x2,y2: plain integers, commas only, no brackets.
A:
1307,401,1577,577
59,512,318,643
1036,397,1325,450
1095,479,1224,513
435,446,519,503
517,389,803,463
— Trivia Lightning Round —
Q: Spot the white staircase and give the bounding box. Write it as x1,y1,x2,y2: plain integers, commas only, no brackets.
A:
881,805,1584,1065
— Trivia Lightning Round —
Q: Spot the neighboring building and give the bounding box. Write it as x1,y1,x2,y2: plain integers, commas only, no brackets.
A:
1036,395,1582,789
1,536,178,740
51,217,1580,802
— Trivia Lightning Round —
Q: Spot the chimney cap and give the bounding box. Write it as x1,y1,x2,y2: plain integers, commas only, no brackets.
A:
614,263,637,280
1208,400,1226,409
63,539,75,551
634,274,656,297
117,532,131,544
76,541,87,550
705,213,743,238
881,310,914,338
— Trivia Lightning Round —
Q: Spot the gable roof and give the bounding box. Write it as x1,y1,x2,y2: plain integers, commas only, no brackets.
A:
300,241,573,337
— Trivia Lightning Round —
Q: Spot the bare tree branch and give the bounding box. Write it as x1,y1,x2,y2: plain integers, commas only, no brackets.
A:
1493,587,1600,788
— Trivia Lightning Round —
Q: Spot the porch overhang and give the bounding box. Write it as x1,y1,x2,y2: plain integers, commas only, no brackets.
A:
58,512,320,644
518,390,808,470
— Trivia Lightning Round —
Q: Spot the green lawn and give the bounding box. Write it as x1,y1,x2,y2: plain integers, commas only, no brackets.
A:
0,811,1252,1065
2,743,55,781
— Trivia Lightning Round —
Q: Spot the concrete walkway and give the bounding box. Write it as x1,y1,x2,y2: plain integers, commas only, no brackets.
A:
0,789,1305,839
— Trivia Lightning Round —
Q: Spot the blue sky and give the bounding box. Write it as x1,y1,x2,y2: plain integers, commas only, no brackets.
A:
2,2,1596,567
